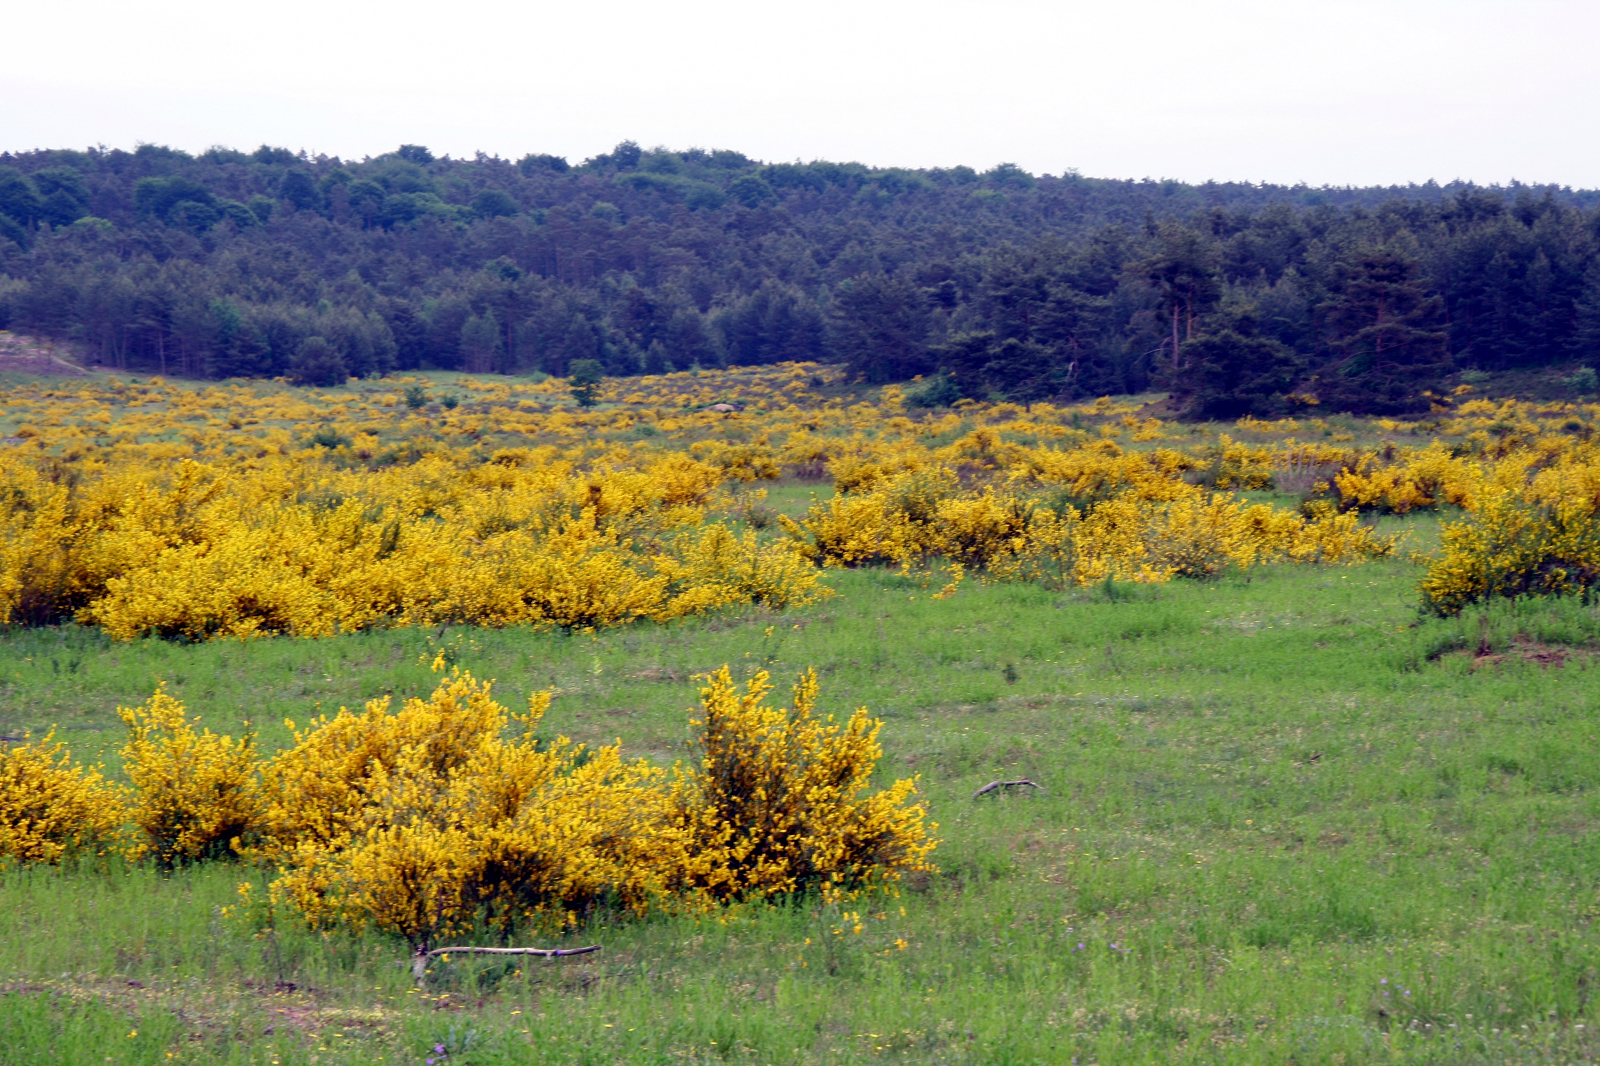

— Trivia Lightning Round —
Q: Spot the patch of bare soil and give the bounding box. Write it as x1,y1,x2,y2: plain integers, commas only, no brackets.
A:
1469,636,1587,670
0,332,92,376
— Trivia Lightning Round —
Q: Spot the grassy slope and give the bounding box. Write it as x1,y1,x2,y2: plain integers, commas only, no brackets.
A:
3,517,1600,1064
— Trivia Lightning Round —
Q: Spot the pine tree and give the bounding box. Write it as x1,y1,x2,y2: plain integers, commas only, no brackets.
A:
1316,252,1450,413
288,337,348,387
459,311,503,374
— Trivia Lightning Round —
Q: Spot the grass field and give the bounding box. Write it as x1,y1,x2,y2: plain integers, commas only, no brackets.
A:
3,512,1600,1064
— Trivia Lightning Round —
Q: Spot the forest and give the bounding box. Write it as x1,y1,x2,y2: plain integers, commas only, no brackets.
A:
2,140,1599,415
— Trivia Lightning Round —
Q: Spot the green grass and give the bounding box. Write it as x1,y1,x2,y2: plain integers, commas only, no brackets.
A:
4,517,1600,1064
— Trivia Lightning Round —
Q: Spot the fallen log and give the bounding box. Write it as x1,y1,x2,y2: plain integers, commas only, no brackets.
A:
971,778,1045,800
412,944,600,985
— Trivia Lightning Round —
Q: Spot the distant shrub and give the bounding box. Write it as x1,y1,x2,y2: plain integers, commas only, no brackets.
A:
907,374,963,408
740,499,778,530
569,359,603,407
782,466,1391,586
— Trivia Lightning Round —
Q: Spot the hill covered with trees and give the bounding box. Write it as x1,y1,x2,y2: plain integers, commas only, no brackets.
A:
2,140,1598,415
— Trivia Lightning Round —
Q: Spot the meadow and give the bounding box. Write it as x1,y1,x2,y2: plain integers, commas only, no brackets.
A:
2,359,1600,1064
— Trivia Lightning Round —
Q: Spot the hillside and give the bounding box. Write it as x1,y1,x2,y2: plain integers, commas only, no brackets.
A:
2,141,1599,415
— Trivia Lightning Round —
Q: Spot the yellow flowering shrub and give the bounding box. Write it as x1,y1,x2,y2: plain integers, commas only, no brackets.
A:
669,667,935,903
691,441,782,481
1208,436,1277,489
255,672,518,859
1010,443,1195,505
658,525,826,613
1420,488,1600,615
0,734,126,865
1328,442,1472,514
257,671,673,950
119,686,260,867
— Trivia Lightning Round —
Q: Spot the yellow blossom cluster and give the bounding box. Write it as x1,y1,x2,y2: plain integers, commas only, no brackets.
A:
0,732,124,865
668,666,935,903
1419,487,1600,615
253,670,675,949
119,685,260,867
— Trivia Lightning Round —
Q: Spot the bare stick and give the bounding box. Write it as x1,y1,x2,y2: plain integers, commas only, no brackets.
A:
971,778,1045,800
412,944,600,985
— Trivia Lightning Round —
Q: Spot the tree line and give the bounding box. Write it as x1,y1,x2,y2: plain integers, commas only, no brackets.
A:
1,140,1598,414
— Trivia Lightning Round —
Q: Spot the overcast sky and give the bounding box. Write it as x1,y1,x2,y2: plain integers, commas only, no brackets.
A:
4,0,1597,188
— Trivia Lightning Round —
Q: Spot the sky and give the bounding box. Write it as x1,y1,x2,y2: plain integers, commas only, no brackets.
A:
4,0,1598,188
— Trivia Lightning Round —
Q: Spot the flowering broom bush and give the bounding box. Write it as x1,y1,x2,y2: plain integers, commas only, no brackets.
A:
0,654,935,937
0,454,825,640
253,670,673,951
119,686,261,867
0,734,125,866
783,467,1395,586
668,667,935,903
1420,489,1600,615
